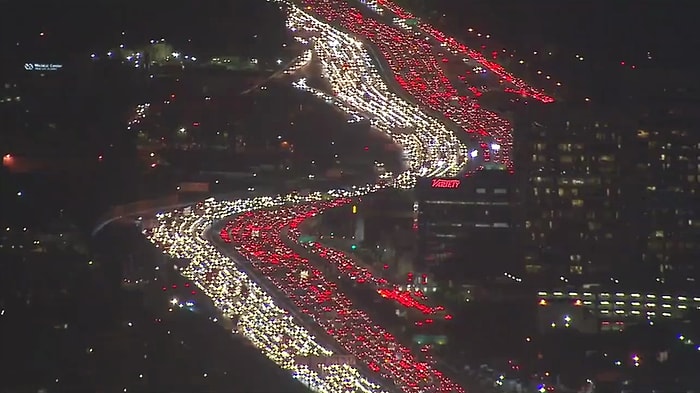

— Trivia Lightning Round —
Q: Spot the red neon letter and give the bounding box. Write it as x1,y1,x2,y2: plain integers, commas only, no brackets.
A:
431,179,461,188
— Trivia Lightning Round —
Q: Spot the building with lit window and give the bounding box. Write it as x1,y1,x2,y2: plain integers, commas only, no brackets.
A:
515,109,632,280
628,89,700,285
537,287,700,333
516,93,700,287
415,166,518,284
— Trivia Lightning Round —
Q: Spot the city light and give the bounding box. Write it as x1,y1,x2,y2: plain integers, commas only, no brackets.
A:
284,1,472,184
137,1,570,391
147,195,388,393
289,0,522,170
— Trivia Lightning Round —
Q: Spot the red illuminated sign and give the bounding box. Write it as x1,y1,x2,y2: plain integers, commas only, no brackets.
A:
431,178,461,189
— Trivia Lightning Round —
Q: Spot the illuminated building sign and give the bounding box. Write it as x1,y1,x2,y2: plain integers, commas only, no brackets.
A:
24,63,63,71
431,178,461,189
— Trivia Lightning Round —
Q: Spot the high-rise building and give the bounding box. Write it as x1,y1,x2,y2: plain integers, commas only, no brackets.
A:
415,166,518,284
630,87,700,285
517,86,700,287
515,108,632,280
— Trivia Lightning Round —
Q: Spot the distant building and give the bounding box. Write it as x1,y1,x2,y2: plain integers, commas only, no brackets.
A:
515,108,631,280
516,91,700,285
537,287,700,331
629,91,700,284
415,167,518,285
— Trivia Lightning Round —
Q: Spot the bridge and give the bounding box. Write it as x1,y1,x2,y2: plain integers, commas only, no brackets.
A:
91,191,253,236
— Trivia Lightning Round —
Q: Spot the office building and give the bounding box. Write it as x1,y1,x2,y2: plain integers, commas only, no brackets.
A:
515,109,631,280
629,87,700,285
537,287,700,332
415,166,518,284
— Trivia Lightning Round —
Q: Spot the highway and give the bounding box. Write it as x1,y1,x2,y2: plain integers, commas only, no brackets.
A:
283,0,471,183
218,200,463,392
147,191,392,393
291,0,512,170
207,217,400,392
140,0,555,391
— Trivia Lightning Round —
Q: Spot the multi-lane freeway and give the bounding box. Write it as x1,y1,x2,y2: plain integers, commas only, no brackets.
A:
143,0,552,392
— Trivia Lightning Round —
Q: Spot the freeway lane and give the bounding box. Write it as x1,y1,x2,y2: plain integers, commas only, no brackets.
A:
138,0,555,391
290,2,475,157
283,0,471,182
279,202,502,393
93,191,260,236
146,193,391,393
291,0,514,169
372,0,555,104
220,201,464,393
206,217,400,393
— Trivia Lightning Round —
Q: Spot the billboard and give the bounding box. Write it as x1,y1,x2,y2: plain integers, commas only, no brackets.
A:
24,63,63,71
